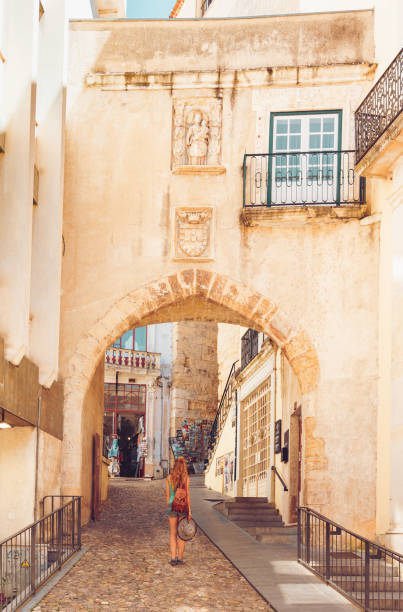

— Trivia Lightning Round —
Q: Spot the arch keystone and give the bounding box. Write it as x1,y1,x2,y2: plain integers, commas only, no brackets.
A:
195,269,214,296
179,269,196,296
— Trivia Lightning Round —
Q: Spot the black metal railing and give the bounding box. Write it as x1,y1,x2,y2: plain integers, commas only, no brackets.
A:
356,48,403,162
201,0,214,16
298,507,403,611
243,150,366,207
0,497,81,611
271,466,288,492
241,328,259,370
208,361,237,456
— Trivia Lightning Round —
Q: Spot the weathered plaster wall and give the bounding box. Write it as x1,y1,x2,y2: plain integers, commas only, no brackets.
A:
217,323,242,397
36,430,63,517
0,427,36,540
204,403,236,494
80,359,104,523
171,321,218,434
277,354,301,525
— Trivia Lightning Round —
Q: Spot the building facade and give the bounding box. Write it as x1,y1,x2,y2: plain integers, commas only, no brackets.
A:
0,0,402,561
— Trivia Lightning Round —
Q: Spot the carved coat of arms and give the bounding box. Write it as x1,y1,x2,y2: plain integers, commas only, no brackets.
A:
173,207,214,260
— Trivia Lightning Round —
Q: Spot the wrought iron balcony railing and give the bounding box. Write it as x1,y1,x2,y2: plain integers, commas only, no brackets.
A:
201,0,214,16
105,348,160,371
356,47,403,163
243,150,366,207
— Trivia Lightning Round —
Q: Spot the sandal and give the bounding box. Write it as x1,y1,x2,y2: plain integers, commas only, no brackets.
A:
176,558,184,565
170,559,177,566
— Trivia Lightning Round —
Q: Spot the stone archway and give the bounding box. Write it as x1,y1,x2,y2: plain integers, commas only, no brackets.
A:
61,268,319,514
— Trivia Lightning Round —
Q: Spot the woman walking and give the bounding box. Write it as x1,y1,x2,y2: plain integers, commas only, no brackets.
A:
166,456,192,566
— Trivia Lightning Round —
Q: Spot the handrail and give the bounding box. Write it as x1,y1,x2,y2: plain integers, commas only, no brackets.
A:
0,496,81,611
298,506,403,610
271,465,288,491
41,495,79,517
207,361,238,459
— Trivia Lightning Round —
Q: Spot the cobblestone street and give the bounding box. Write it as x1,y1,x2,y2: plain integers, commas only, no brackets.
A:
35,480,271,612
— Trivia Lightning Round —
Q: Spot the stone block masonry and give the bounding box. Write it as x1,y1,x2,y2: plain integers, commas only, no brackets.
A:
171,321,218,435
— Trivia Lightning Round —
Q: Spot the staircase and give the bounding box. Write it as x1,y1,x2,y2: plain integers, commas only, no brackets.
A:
214,497,297,544
313,559,403,610
299,507,403,611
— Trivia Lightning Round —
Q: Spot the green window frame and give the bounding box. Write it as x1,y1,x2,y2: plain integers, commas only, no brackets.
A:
268,110,342,205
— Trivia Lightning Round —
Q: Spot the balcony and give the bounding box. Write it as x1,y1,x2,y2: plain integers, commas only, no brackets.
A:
243,150,366,208
105,348,160,372
355,48,403,163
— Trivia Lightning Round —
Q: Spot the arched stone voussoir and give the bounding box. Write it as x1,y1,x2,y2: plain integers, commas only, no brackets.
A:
65,268,320,404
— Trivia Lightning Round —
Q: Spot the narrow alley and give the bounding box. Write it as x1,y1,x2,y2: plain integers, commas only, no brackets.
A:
34,480,271,612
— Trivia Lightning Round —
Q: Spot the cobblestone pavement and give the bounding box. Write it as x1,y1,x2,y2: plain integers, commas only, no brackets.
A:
35,479,272,612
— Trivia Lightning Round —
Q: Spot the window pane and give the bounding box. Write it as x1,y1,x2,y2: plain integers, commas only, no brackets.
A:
134,326,147,351
309,134,321,149
112,339,121,348
121,330,133,350
310,118,321,133
322,134,334,148
290,119,301,134
323,118,334,132
289,135,301,150
275,135,287,150
276,120,288,134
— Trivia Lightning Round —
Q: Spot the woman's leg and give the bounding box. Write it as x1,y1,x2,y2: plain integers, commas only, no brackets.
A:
168,517,178,560
177,532,186,560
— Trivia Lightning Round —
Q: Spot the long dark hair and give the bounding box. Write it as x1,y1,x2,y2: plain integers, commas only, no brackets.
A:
170,456,188,491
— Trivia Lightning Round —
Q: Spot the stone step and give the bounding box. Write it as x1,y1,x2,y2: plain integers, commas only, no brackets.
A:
226,501,274,509
314,564,399,577
244,526,297,536
227,508,280,518
233,518,284,528
352,592,403,610
257,527,298,544
333,578,403,592
234,497,268,503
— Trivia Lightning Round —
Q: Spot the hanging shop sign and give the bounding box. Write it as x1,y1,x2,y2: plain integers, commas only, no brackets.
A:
274,419,282,454
139,437,148,457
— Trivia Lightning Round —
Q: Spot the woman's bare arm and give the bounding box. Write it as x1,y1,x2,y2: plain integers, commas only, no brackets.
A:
187,476,192,519
166,476,170,504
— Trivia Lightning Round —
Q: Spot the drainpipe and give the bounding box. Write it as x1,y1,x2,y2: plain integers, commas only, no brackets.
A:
34,389,42,521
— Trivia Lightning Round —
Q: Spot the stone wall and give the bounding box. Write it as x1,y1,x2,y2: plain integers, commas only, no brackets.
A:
171,322,218,435
80,359,105,523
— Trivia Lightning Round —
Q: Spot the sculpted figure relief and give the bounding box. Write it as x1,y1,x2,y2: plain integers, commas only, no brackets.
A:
186,110,209,165
172,99,222,168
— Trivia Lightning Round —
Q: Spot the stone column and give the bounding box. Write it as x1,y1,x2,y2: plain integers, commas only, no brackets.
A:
144,383,155,477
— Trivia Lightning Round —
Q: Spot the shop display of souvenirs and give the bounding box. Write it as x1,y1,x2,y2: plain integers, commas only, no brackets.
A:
169,419,212,470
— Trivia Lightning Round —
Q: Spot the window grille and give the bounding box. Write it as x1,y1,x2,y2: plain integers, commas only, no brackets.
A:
241,378,272,497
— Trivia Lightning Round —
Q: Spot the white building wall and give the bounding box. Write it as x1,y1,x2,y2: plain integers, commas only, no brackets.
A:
29,0,68,386
0,0,38,365
68,0,95,18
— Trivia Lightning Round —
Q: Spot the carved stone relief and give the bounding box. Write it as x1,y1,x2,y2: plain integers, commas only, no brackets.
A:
172,98,222,168
173,207,215,261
